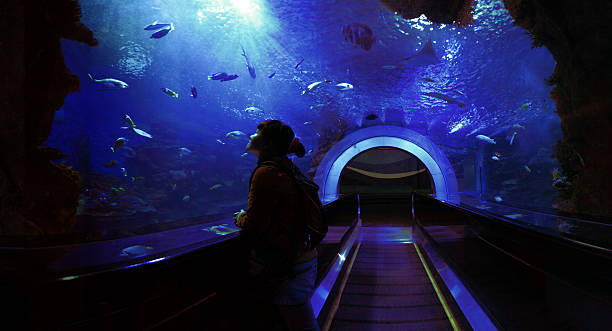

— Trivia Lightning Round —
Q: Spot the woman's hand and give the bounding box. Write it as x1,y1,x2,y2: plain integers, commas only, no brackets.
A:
233,209,246,227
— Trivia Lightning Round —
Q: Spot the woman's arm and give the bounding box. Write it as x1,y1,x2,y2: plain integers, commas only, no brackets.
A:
238,166,282,235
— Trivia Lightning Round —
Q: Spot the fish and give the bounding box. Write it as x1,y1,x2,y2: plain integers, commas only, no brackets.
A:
494,196,503,202
365,114,378,120
303,121,312,125
111,137,128,152
295,58,304,69
240,46,256,79
552,168,565,181
220,74,239,82
504,214,523,219
120,245,153,257
123,114,136,128
182,195,190,201
476,135,496,144
402,40,439,67
241,152,248,157
179,147,192,157
421,77,436,82
491,156,500,161
309,104,325,110
226,131,247,139
104,160,119,168
216,139,225,145
208,72,228,80
121,115,151,138
210,184,223,190
524,165,532,173
87,73,128,89
190,86,197,98
302,79,331,95
119,146,135,158
452,89,466,97
244,106,262,113
131,176,144,182
144,21,172,30
268,72,275,78
111,186,126,192
519,103,530,110
132,128,152,138
424,92,466,108
512,123,525,130
161,88,179,98
150,23,174,39
381,65,398,70
509,131,518,145
342,23,376,50
171,183,177,191
449,123,464,134
120,167,127,176
336,82,354,91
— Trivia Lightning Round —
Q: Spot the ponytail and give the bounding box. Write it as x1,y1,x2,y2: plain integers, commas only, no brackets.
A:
289,137,306,158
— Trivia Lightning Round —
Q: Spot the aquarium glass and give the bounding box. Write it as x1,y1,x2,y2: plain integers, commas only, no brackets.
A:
45,0,559,241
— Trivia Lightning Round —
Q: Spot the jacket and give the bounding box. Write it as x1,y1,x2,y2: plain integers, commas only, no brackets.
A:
240,156,317,265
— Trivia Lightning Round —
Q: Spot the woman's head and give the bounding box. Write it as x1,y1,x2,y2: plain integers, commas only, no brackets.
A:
246,120,306,159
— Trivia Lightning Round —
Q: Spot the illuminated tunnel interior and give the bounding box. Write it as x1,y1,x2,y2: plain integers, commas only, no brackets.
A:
338,147,434,196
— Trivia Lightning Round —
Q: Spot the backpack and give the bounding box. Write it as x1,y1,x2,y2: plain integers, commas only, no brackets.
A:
258,160,328,251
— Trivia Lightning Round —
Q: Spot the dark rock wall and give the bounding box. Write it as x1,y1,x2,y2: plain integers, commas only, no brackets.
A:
503,0,612,216
379,0,475,25
0,0,97,235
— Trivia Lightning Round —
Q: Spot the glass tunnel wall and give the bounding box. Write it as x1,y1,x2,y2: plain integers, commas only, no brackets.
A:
43,0,559,241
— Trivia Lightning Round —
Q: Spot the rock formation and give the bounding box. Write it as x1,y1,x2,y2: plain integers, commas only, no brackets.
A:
0,0,97,235
379,0,475,25
503,0,612,217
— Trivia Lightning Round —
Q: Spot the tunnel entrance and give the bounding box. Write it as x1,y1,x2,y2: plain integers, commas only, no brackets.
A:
338,147,434,196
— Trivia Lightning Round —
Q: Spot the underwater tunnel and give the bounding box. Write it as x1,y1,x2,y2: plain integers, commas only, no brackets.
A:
314,125,458,203
2,0,612,330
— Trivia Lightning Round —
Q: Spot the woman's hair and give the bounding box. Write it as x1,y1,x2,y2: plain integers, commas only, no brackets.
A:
257,120,306,158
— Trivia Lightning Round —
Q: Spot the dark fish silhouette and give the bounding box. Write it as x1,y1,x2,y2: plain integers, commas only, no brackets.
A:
150,26,173,39
365,114,378,120
220,74,239,82
403,39,439,67
241,46,256,79
208,72,228,80
190,87,197,98
342,23,376,50
424,92,466,108
295,58,304,69
268,72,276,78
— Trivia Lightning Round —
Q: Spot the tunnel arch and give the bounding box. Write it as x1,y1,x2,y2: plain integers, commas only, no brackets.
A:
313,125,459,203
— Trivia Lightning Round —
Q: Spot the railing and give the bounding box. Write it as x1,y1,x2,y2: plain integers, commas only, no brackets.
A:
412,193,612,330
0,193,360,330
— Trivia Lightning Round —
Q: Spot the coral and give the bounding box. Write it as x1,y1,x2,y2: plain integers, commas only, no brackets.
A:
0,0,97,235
504,0,612,217
379,0,475,25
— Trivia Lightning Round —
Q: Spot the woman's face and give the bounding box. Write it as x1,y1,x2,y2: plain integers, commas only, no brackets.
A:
246,129,263,155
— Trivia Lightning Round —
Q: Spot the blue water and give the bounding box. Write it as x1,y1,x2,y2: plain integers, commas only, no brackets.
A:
46,0,560,230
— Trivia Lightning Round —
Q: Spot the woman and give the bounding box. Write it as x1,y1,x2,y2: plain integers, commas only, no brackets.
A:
233,120,320,331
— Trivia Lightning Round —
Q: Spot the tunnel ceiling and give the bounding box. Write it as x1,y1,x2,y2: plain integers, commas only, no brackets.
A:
72,0,556,148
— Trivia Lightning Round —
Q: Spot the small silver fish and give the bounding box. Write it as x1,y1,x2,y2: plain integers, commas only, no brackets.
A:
226,131,247,139
88,74,128,89
476,135,496,144
335,82,354,91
